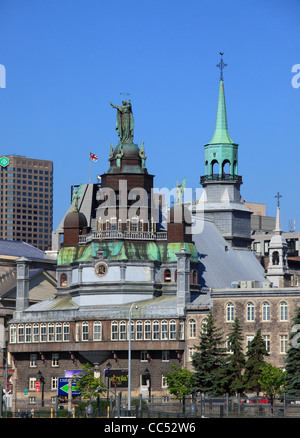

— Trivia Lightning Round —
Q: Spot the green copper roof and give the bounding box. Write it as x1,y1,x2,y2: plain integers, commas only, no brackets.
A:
57,241,199,265
208,80,234,145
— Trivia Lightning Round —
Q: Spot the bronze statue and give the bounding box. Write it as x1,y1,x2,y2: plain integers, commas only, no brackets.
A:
110,100,134,143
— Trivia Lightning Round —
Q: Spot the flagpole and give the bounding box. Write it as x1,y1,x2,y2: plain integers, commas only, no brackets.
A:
89,151,91,184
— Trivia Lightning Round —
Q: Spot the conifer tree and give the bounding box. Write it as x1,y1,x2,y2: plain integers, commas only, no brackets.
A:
243,329,269,394
285,307,300,397
192,311,228,395
225,317,246,395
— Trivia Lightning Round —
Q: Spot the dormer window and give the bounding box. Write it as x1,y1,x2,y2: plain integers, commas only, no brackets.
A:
60,273,67,287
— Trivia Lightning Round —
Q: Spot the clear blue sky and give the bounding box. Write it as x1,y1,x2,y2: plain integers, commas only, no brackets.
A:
0,0,299,232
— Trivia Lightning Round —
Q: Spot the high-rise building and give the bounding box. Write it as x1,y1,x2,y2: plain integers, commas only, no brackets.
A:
0,155,53,250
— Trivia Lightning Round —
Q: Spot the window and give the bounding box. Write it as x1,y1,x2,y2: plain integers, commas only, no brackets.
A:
40,323,47,342
136,321,143,340
33,324,39,342
10,325,16,343
246,335,254,347
25,324,31,343
111,321,118,340
48,323,54,342
82,322,89,341
153,321,160,340
93,321,102,341
188,347,196,362
280,301,288,321
144,321,151,340
169,320,176,339
119,321,126,340
29,377,37,391
280,335,288,353
164,269,171,283
55,323,62,342
226,302,234,322
179,320,184,340
129,321,134,340
30,354,37,368
60,273,67,287
188,319,196,338
52,354,59,367
51,377,58,391
264,334,270,352
262,302,270,321
161,320,168,340
140,351,148,362
162,351,169,362
247,302,255,322
63,323,70,342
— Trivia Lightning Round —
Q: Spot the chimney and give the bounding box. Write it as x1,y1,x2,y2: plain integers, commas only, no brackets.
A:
176,247,191,316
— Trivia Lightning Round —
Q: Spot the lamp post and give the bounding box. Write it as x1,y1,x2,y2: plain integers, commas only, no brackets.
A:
37,370,45,407
128,303,137,414
0,348,8,417
106,361,111,401
144,367,151,402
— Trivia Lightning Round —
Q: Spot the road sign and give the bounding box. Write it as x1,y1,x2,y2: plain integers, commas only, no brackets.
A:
57,377,81,396
35,382,40,392
24,389,28,395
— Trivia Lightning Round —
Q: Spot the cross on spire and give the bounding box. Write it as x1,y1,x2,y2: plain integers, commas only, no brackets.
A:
275,192,282,207
216,52,227,81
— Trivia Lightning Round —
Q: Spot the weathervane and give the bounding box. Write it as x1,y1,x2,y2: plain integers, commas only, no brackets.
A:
275,192,282,207
216,52,227,81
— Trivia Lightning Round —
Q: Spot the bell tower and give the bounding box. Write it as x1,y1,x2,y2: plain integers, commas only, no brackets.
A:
195,54,252,248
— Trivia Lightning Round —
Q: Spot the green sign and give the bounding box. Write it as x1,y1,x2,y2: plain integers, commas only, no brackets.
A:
0,156,9,167
24,389,28,395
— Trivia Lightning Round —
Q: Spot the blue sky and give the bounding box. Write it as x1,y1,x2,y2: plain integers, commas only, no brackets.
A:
0,0,299,232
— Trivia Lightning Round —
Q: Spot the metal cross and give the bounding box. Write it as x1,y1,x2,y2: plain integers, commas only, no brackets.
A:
216,52,227,81
275,192,282,207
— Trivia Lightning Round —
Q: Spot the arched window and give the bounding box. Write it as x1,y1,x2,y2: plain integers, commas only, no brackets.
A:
63,322,70,342
161,320,168,340
222,159,230,176
56,323,62,342
25,324,31,343
169,320,176,339
164,269,171,283
188,319,196,338
136,320,143,340
93,321,102,340
211,159,219,177
48,323,54,342
10,324,16,344
40,323,47,342
247,302,255,322
153,320,160,340
18,324,24,343
280,301,288,321
119,321,127,340
33,323,39,343
111,321,118,340
226,302,234,322
262,302,271,321
272,251,279,266
192,269,197,284
82,322,89,341
60,273,67,287
144,320,151,340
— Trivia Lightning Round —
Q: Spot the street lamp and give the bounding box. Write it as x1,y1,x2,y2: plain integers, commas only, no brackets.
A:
144,367,151,402
128,303,137,414
106,361,112,401
0,348,8,418
37,370,45,407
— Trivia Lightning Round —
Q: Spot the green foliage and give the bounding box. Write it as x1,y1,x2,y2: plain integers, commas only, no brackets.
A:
258,363,286,398
164,366,195,400
285,307,300,397
224,318,246,395
73,363,106,400
192,312,228,395
243,329,269,394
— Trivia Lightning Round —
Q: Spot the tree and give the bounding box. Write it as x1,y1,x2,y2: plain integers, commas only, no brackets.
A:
285,307,300,397
243,329,269,394
192,312,228,395
74,363,106,400
165,365,195,401
225,317,246,395
258,363,286,399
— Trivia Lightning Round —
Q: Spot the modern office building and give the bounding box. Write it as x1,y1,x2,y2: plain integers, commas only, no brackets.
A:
0,155,53,250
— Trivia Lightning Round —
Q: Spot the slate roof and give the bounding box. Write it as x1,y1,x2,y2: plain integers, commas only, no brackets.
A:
0,240,46,259
192,217,266,289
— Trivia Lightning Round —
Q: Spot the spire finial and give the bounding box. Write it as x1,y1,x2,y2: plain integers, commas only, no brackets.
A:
216,52,227,81
275,192,282,207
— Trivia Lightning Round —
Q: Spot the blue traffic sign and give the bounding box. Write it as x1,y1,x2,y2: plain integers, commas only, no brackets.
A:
57,377,81,396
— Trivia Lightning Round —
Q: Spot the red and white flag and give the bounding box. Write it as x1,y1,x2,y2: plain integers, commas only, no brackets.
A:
90,152,98,162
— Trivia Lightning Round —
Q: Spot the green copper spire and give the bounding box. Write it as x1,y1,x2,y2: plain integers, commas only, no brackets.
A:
202,54,240,181
209,79,234,144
